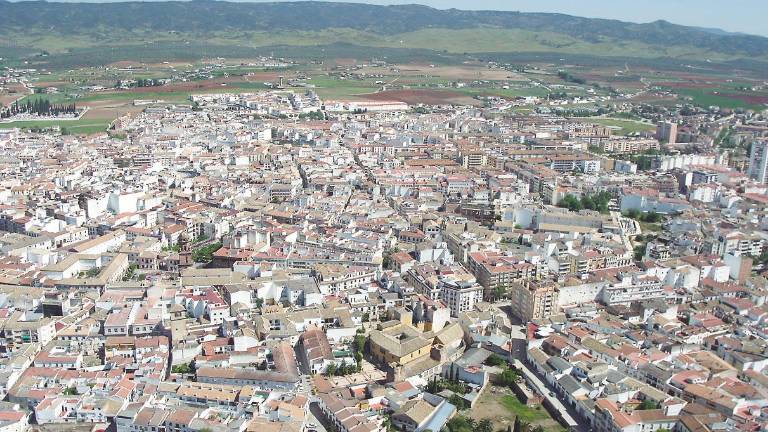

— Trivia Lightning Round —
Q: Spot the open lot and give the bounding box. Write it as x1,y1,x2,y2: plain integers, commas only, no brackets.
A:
359,89,479,105
577,117,656,136
0,83,29,106
394,63,524,81
472,386,565,432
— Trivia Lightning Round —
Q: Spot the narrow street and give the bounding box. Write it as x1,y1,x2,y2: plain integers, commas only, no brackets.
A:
509,324,588,432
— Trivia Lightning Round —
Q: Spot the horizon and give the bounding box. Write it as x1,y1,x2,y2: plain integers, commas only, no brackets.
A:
3,0,767,38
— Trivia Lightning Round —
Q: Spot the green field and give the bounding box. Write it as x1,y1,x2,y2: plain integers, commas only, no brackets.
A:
500,395,552,423
585,118,656,136
473,389,565,432
671,87,766,111
0,118,110,134
457,86,551,99
295,76,380,99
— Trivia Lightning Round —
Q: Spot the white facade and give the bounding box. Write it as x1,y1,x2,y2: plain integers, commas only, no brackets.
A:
748,141,768,184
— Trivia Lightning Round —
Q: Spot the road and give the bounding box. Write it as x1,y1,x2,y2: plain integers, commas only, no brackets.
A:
509,324,588,432
309,402,332,432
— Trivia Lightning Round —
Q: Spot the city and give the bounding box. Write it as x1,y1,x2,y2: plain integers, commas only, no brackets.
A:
0,2,767,432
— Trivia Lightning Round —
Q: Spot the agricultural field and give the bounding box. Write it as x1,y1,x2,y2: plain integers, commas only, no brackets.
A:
670,87,767,110
640,74,768,110
0,83,30,106
3,50,764,137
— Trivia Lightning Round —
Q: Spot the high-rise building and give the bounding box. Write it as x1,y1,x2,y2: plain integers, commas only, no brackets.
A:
509,279,560,322
656,121,678,144
748,140,768,184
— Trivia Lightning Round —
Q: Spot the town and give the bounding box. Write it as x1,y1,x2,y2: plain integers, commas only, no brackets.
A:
0,79,766,432
0,0,768,431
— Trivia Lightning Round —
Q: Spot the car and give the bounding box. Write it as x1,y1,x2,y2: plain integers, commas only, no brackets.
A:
307,424,317,428
548,391,555,397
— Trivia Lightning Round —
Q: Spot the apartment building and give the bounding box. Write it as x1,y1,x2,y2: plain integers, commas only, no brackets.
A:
509,279,560,321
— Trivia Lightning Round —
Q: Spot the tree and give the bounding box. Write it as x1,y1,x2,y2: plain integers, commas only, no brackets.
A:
63,387,79,395
192,241,222,263
446,416,474,432
172,362,194,374
85,267,101,277
382,247,400,270
638,399,659,410
499,368,519,387
427,376,437,393
485,353,506,367
557,194,583,212
623,209,641,220
354,334,367,354
477,419,492,432
558,192,611,214
123,263,138,281
633,244,647,261
325,362,337,376
643,211,662,223
756,249,768,266
448,394,467,410
493,284,508,301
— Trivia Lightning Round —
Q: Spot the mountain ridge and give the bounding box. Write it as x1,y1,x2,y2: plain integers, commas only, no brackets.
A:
1,1,766,66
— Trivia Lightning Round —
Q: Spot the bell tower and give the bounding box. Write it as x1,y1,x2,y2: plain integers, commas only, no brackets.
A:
178,234,193,269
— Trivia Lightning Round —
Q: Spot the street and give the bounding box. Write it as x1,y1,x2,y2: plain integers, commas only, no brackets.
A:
509,324,588,432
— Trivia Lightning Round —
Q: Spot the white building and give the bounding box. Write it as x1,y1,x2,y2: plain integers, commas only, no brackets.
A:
748,140,768,184
439,279,483,317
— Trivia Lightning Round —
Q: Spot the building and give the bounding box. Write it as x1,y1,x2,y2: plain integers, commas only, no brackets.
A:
461,152,487,169
467,251,540,300
656,121,677,144
601,138,660,154
747,140,768,184
297,325,336,375
369,323,432,367
594,399,679,432
439,279,483,318
509,280,560,321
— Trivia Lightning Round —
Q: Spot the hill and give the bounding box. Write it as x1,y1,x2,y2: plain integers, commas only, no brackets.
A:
1,1,766,71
